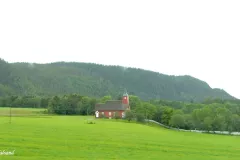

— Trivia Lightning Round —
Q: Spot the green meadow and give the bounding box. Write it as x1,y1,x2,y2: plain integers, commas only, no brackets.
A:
0,107,46,117
0,108,240,160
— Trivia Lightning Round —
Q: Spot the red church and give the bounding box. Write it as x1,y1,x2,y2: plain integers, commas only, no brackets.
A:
95,92,130,118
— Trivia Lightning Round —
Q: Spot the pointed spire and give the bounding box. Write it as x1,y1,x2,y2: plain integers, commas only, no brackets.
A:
123,88,128,96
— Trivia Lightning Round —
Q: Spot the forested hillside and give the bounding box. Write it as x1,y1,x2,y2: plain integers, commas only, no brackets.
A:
0,58,235,102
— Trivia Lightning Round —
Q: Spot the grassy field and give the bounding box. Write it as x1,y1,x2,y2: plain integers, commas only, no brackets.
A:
0,107,47,117
0,109,240,159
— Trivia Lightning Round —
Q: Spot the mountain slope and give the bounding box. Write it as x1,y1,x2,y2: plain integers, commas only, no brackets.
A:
0,58,235,101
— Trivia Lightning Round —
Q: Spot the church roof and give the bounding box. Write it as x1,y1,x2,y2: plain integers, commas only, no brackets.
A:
95,100,128,111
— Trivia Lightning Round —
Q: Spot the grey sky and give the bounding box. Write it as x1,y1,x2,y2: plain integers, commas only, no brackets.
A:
0,0,240,98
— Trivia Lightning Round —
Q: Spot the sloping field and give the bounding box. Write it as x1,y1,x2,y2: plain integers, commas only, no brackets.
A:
0,116,240,160
0,107,47,117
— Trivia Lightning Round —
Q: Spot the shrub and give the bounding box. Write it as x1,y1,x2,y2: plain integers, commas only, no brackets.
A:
136,113,145,123
86,119,96,124
125,110,135,122
113,114,121,120
99,113,106,119
113,112,121,120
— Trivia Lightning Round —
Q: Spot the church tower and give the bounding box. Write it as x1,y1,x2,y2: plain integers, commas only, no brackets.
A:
122,90,129,105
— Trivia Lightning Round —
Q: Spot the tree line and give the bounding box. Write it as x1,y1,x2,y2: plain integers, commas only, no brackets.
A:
0,94,240,132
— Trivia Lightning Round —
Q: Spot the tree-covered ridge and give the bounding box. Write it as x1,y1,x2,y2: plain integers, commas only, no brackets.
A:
0,58,235,101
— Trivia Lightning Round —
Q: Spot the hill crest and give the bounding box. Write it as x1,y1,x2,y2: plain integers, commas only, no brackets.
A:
0,58,235,101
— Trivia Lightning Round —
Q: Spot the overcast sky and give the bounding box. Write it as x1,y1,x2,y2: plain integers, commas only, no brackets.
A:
0,0,240,98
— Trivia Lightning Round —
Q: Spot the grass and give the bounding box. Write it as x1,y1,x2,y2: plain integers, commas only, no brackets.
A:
0,109,240,159
0,107,47,117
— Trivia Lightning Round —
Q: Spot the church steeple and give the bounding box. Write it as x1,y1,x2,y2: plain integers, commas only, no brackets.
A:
122,89,129,105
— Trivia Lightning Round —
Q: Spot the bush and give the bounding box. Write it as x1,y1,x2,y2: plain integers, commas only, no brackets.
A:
113,111,121,120
99,113,106,119
136,113,145,123
86,119,96,124
125,110,135,122
113,114,121,120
